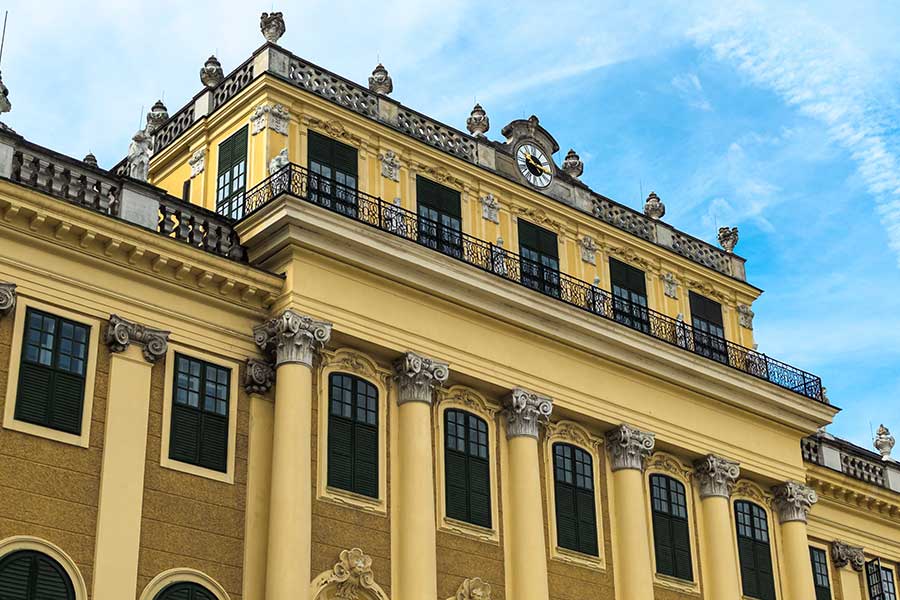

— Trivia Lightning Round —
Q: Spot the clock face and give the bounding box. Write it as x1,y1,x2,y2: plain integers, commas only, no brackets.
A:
516,143,552,188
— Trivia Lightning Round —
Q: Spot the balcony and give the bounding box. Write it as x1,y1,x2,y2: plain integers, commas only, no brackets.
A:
243,164,825,402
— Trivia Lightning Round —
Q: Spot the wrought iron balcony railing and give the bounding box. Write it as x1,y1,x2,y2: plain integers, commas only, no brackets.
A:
243,164,825,402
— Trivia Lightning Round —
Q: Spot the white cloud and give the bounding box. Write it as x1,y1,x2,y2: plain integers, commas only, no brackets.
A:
671,73,713,111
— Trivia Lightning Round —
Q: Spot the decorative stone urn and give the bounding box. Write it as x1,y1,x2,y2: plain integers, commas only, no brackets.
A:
260,11,286,44
874,425,895,461
643,191,666,220
718,226,739,253
368,63,393,95
145,99,169,135
200,55,224,88
561,149,583,178
467,103,490,137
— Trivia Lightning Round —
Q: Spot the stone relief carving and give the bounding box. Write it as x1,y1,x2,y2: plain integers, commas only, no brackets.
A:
466,103,490,137
509,205,564,232
831,540,865,571
580,235,597,265
771,481,817,523
200,55,224,88
439,386,499,418
561,149,583,178
646,452,692,481
244,358,275,394
145,99,169,135
480,193,500,223
0,282,16,316
368,63,393,95
188,149,206,178
251,103,290,136
260,11,286,44
505,388,553,439
661,272,678,299
379,150,401,182
643,191,666,220
268,149,289,175
454,577,492,600
126,130,152,181
546,419,598,451
874,424,895,461
327,548,376,600
105,314,170,363
605,424,655,471
394,351,449,405
733,480,771,506
718,226,739,253
694,454,741,498
737,303,755,330
413,162,464,189
0,71,11,114
307,117,363,146
253,310,332,367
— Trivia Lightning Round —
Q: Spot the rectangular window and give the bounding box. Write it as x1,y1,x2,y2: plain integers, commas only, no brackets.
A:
735,501,776,600
810,547,831,600
553,443,598,556
216,126,248,219
15,308,89,435
650,474,693,581
444,409,491,529
416,177,462,259
182,179,191,203
327,373,379,499
689,292,728,364
610,258,650,333
518,220,559,297
308,131,359,216
868,560,898,600
169,353,230,473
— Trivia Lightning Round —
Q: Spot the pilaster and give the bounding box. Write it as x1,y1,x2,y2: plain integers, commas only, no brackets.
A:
694,455,742,600
832,541,866,600
253,309,332,367
772,481,818,600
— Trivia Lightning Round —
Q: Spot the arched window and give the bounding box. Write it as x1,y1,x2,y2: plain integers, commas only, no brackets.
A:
649,473,693,580
327,373,379,498
0,550,75,600
444,409,491,528
735,500,776,600
552,442,598,556
154,582,217,600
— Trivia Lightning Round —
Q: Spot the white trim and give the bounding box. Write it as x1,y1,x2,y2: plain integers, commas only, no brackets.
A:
138,567,231,600
0,535,88,599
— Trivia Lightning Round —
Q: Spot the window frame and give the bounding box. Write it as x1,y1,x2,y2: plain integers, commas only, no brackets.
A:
326,371,380,499
215,125,248,220
138,567,229,600
689,291,728,364
517,218,560,298
649,473,694,582
3,297,100,448
160,344,240,484
809,544,834,600
307,129,360,217
0,536,87,600
734,497,778,600
415,176,463,259
609,257,651,334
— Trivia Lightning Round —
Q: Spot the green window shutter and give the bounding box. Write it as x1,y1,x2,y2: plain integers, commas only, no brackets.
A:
15,362,53,426
169,404,201,464
554,480,579,551
652,510,675,576
155,582,217,600
327,414,354,491
690,291,724,328
417,177,461,218
0,551,31,598
671,517,694,581
199,413,228,472
576,487,598,555
445,447,469,521
738,535,759,598
353,422,379,498
169,354,230,473
444,409,491,527
50,372,86,434
326,373,379,498
553,443,597,556
0,551,75,600
309,131,358,176
755,541,776,600
610,258,647,296
468,456,492,528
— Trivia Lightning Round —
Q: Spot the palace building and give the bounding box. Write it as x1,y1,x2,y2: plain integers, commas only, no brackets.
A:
0,11,898,600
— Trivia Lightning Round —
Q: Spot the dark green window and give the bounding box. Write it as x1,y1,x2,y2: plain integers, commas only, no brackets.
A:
416,177,462,258
517,220,559,297
690,292,727,364
610,258,650,333
650,474,693,580
444,409,491,528
327,373,378,498
736,500,776,600
308,131,358,216
553,443,598,556
15,308,89,435
0,550,75,600
169,354,230,473
216,126,248,219
810,547,831,600
154,582,217,600
867,559,898,600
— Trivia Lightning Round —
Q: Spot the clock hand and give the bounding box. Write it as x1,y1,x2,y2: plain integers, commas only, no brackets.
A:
526,155,551,174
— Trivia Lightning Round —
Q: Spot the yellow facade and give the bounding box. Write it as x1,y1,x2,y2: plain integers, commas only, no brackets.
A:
0,13,898,600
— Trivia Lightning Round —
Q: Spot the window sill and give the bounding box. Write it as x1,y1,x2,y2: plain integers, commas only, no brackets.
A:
160,455,233,484
550,546,605,571
440,517,500,544
1,417,89,448
318,485,386,515
654,573,700,595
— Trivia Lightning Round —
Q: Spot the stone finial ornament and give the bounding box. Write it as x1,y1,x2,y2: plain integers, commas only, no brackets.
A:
244,358,275,394
0,71,10,114
466,103,490,137
505,388,553,439
105,314,170,363
643,191,666,220
455,577,492,600
200,55,224,88
737,304,755,330
718,226,739,253
394,351,449,405
145,99,169,135
0,282,16,316
260,11,286,44
126,130,152,181
268,148,289,175
368,63,393,95
83,153,99,168
605,424,655,471
874,425,895,461
694,454,740,498
561,149,584,178
831,540,866,571
772,481,817,523
253,310,332,367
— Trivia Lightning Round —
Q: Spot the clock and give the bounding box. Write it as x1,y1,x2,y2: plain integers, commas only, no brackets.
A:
516,143,553,188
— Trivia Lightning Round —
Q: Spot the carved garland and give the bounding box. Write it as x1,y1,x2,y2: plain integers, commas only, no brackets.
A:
306,117,363,146
545,419,602,453
310,548,389,600
732,480,772,507
323,348,392,387
646,451,693,481
437,385,499,418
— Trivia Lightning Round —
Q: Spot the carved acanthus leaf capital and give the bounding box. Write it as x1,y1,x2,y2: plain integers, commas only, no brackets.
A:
772,481,817,523
244,358,275,394
455,577,493,600
105,314,170,363
605,424,655,471
694,454,741,498
253,310,332,367
831,540,865,571
504,388,553,439
0,282,16,316
394,351,449,405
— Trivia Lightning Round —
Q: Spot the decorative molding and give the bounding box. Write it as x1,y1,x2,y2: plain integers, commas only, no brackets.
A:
394,351,449,405
438,385,499,418
661,272,678,299
733,480,771,507
0,282,15,316
453,577,492,600
244,358,275,394
737,303,755,330
480,193,500,224
643,191,666,220
561,149,583,178
307,117,363,145
199,55,224,88
831,540,865,571
509,204,564,233
685,278,729,302
545,419,599,451
604,243,655,272
413,162,464,189
260,11,286,44
580,235,597,265
504,388,553,439
251,103,290,136
718,226,739,253
605,423,655,471
693,454,740,498
379,150,401,182
311,548,388,600
105,314,169,363
466,104,490,137
874,424,895,461
188,149,206,178
253,310,332,367
646,452,692,481
325,348,392,387
771,481,817,523
368,63,393,95
269,148,289,175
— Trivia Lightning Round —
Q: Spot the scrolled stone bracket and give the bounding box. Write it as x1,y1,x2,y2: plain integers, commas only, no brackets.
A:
504,388,553,439
105,314,170,363
694,454,741,498
605,423,655,471
253,310,332,368
244,358,275,394
394,351,449,405
831,540,865,571
772,481,817,523
0,282,16,317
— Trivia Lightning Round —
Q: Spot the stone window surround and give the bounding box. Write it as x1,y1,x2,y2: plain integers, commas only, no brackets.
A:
0,536,88,600
137,567,229,600
729,480,785,597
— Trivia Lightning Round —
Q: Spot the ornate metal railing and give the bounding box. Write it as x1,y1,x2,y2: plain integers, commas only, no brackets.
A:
243,164,824,401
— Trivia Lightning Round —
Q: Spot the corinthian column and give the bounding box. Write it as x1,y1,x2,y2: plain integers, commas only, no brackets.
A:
772,481,819,600
504,388,553,600
605,424,655,600
694,454,742,600
254,310,332,600
393,351,448,600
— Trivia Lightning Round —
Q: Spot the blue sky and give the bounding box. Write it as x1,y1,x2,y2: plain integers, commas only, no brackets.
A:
3,0,898,447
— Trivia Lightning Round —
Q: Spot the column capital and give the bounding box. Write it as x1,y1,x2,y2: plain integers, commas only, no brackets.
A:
772,481,818,523
105,314,170,363
393,351,449,405
831,540,865,571
605,424,655,471
244,358,275,394
504,388,553,439
0,282,15,316
694,454,741,498
253,310,332,367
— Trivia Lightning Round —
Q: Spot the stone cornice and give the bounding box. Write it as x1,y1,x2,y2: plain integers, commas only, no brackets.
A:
0,282,15,316
105,314,170,363
393,351,449,405
831,540,865,571
772,481,818,523
605,424,655,471
504,388,553,439
694,454,741,499
807,467,900,520
253,310,332,367
244,358,275,394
